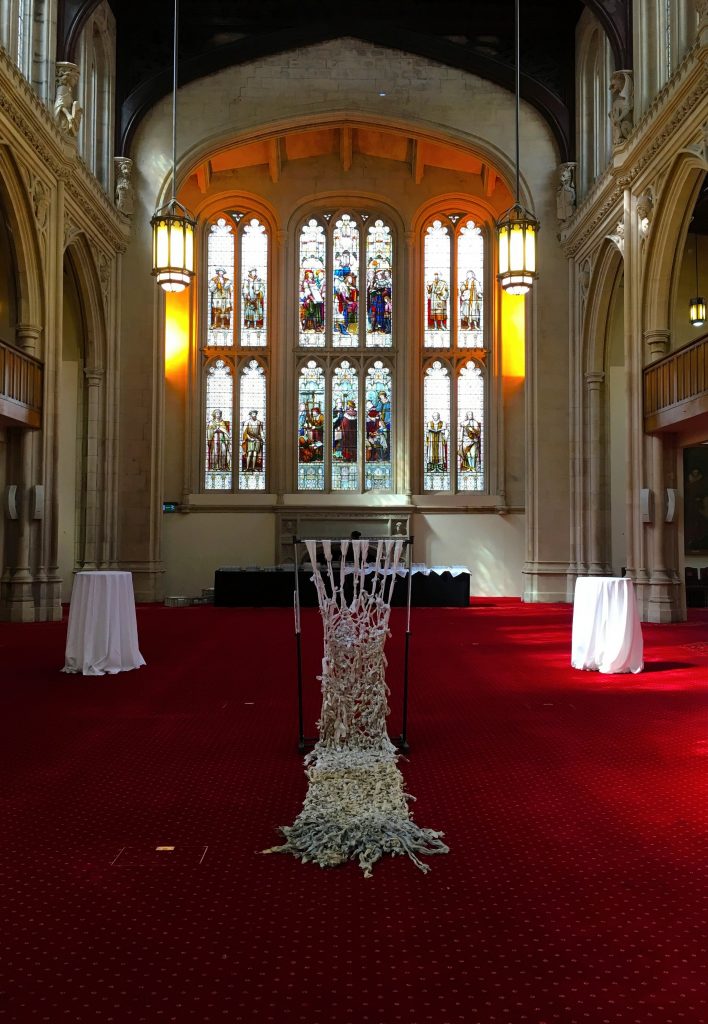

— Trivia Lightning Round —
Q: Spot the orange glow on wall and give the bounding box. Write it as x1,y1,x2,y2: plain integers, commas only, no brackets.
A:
164,290,190,379
501,292,525,379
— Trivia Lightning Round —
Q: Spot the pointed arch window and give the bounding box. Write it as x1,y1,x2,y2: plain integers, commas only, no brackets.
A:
206,214,269,348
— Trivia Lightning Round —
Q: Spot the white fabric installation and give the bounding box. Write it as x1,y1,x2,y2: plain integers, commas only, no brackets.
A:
266,538,448,876
571,577,644,674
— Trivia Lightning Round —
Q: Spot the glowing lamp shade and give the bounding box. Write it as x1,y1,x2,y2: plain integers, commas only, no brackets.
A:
689,296,706,328
497,204,539,295
151,199,195,293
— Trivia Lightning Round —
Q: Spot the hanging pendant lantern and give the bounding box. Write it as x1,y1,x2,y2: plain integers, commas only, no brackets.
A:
151,198,195,292
150,0,196,293
689,229,705,327
497,0,539,295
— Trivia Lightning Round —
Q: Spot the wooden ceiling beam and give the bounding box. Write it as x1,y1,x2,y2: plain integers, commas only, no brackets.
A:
340,126,353,171
195,161,212,194
268,138,283,183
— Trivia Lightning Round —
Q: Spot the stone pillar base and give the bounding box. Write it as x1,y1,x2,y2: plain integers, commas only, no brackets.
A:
1,574,36,622
522,562,573,603
116,562,165,603
642,578,684,623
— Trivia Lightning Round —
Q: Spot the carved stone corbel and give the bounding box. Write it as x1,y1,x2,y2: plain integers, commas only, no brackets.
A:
609,70,634,146
54,62,83,139
114,157,135,216
637,188,654,242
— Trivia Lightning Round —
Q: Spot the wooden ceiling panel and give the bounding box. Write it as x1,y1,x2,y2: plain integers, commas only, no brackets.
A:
353,128,409,163
284,129,337,160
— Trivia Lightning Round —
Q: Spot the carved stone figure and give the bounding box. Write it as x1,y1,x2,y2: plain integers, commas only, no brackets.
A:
556,162,577,223
54,63,83,139
609,70,634,146
114,158,135,216
637,189,654,239
696,0,708,24
32,180,49,230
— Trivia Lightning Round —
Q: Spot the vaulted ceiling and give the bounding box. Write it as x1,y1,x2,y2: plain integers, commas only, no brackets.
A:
57,1,632,163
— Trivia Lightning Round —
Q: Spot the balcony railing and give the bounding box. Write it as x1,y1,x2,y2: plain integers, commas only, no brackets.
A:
0,339,43,429
644,332,708,432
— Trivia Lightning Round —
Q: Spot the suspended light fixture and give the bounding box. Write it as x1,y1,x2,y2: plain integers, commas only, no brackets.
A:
150,0,195,293
689,228,705,327
497,0,539,295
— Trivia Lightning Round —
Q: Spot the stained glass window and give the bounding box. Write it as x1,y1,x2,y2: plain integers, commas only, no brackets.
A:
423,361,451,491
241,219,268,348
364,361,392,491
332,361,359,490
332,215,359,348
205,359,233,490
239,360,266,491
457,362,484,491
424,221,451,348
298,361,326,490
366,220,393,348
457,221,484,349
207,219,235,347
299,220,326,348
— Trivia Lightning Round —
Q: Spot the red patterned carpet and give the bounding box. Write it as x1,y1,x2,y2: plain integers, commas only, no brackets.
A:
0,599,707,1023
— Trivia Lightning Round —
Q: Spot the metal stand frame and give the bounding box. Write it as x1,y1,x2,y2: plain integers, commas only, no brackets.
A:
293,535,413,754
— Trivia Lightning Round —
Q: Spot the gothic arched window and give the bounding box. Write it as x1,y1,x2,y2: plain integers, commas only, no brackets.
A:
422,214,487,493
296,210,396,493
202,212,270,491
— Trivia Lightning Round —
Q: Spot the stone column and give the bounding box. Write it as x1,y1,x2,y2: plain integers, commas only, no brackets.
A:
585,371,606,574
82,368,105,569
647,434,680,621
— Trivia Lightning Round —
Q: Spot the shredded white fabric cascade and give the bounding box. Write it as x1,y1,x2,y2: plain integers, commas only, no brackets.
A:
266,538,449,877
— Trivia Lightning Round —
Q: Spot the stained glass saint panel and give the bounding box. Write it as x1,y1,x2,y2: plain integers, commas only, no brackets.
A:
366,220,393,348
205,359,233,490
457,362,484,491
207,219,234,347
239,360,266,491
298,361,325,490
240,219,268,347
332,215,360,348
299,219,326,348
331,360,359,490
423,361,451,491
424,221,451,348
457,221,484,349
364,361,392,491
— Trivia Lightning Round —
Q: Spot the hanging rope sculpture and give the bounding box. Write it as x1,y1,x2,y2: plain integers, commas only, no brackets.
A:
266,538,448,877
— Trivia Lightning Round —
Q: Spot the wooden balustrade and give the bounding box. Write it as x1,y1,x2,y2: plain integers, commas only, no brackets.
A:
644,332,708,432
0,339,43,429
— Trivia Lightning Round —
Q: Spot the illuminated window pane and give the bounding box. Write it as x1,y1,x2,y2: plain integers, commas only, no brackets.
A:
364,361,392,491
205,359,233,490
332,215,359,348
239,360,266,491
457,220,484,349
366,220,393,348
240,219,267,347
424,221,451,348
332,360,359,491
207,219,234,347
298,361,325,490
299,219,326,348
423,361,451,491
457,362,484,492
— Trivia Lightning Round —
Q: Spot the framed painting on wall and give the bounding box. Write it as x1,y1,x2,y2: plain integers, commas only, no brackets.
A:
683,445,708,555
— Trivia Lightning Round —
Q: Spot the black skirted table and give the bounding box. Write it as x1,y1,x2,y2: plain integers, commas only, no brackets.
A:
214,565,470,607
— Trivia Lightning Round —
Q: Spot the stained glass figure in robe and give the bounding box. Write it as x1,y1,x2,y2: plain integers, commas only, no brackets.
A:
424,361,451,491
207,219,234,347
457,221,484,349
239,359,266,491
364,361,392,491
205,359,233,490
298,361,326,489
366,220,393,348
457,362,484,490
424,221,451,348
241,219,268,347
332,360,359,491
332,215,360,348
299,220,326,348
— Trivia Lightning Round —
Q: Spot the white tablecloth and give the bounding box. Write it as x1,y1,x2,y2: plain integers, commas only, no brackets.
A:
63,571,146,676
571,577,644,674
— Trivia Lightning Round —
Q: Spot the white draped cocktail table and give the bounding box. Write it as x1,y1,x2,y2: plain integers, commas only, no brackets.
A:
63,571,146,676
571,576,644,674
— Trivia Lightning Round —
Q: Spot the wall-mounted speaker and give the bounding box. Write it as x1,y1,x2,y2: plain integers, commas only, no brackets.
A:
30,485,44,520
640,488,654,523
665,488,677,524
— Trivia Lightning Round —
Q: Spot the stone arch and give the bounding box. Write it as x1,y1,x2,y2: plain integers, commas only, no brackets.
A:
583,238,623,376
0,145,45,342
63,232,108,374
643,152,708,353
